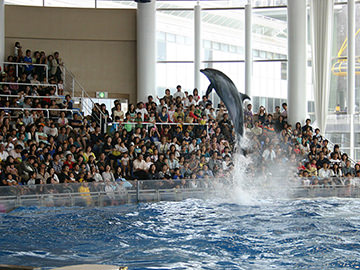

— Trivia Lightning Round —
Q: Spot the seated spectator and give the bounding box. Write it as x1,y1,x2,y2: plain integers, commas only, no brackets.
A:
342,160,355,177
133,154,148,180
318,163,331,178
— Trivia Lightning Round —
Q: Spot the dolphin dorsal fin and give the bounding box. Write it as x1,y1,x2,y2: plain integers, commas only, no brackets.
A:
206,83,214,97
239,93,250,102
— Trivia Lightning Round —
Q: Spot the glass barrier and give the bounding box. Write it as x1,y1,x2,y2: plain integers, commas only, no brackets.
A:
2,177,360,214
0,179,214,212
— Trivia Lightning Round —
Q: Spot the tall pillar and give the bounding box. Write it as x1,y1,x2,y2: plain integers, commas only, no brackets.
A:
245,3,252,97
0,0,5,72
287,0,307,125
137,0,156,102
348,0,355,159
194,4,201,92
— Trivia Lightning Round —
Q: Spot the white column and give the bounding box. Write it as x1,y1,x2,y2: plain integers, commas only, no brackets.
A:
194,4,201,92
348,0,355,159
245,3,252,97
310,0,334,133
137,0,156,103
0,0,5,72
287,0,307,126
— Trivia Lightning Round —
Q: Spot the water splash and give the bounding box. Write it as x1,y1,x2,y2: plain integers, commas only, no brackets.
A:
224,135,298,205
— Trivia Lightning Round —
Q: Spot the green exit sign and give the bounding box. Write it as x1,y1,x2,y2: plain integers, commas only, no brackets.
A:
96,91,108,98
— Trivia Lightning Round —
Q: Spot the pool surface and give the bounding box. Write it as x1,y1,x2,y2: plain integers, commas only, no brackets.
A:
1,198,360,269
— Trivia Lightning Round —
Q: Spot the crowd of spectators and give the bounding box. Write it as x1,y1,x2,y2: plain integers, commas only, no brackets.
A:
0,42,357,191
1,42,65,96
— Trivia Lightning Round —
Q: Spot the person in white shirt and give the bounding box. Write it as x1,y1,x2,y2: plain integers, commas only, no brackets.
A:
183,95,197,109
188,139,199,153
0,144,9,161
173,85,185,100
158,137,169,154
102,165,115,182
144,156,153,172
262,144,276,161
168,153,179,173
135,102,148,121
330,163,343,178
9,145,22,160
318,162,332,178
133,154,148,180
30,74,41,85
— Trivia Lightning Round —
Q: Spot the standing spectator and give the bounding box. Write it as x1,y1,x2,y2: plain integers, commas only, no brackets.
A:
173,85,185,100
281,102,287,119
136,102,148,121
113,103,124,121
14,42,22,58
244,103,253,124
273,106,281,120
52,52,63,81
24,49,33,76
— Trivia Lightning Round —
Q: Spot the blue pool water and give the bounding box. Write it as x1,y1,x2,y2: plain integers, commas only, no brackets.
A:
1,198,360,269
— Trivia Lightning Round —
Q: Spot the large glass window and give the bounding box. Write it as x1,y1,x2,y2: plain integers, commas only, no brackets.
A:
96,1,136,8
5,0,43,6
157,63,194,96
252,61,287,101
44,0,96,8
355,2,360,112
157,10,194,61
330,4,348,113
202,9,245,61
252,8,287,60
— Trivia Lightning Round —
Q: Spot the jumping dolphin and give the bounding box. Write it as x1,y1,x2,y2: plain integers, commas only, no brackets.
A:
200,68,250,138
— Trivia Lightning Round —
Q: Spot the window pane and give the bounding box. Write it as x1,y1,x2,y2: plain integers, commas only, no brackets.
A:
157,63,194,97
330,4,347,113
356,3,360,113
96,0,136,8
252,7,287,60
44,0,95,7
5,0,43,5
202,9,245,61
157,10,194,61
252,61,287,99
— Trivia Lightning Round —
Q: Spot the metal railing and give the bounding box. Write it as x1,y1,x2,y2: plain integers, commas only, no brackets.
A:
0,81,58,94
62,65,107,130
1,61,49,82
0,94,64,100
0,107,81,118
108,120,210,134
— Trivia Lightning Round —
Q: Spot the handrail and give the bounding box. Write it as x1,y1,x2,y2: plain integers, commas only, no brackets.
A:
1,61,49,82
0,107,81,117
0,82,58,94
0,94,64,99
323,134,357,165
0,107,78,112
62,65,107,131
1,61,48,67
109,121,209,126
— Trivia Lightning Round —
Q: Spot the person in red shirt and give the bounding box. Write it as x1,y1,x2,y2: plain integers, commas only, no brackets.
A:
63,153,75,170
